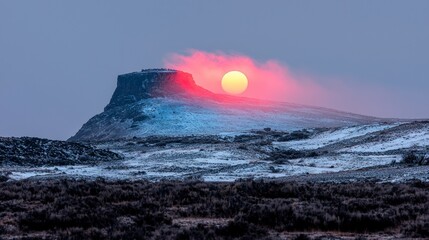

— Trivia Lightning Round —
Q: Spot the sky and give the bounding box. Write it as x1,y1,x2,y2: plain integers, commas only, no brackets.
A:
1,1,428,140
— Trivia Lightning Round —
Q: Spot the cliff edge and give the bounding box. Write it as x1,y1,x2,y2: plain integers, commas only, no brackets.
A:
105,69,212,110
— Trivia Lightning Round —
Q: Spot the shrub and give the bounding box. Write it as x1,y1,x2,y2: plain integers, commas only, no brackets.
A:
401,152,428,165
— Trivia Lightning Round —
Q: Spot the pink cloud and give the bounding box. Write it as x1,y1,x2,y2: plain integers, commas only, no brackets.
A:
164,50,326,105
164,50,395,117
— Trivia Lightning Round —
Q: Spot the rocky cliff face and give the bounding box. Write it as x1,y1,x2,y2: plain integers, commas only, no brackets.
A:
105,69,212,110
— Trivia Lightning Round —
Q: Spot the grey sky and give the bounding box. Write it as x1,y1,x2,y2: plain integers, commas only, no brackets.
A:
1,1,428,140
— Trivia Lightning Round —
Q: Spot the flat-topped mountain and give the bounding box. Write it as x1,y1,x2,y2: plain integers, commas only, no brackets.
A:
105,69,213,110
69,69,390,141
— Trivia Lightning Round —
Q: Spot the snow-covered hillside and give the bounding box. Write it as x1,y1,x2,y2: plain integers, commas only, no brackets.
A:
69,69,390,141
4,121,429,182
274,121,429,153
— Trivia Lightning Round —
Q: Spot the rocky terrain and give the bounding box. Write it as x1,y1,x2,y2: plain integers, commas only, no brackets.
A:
0,137,122,167
2,120,428,182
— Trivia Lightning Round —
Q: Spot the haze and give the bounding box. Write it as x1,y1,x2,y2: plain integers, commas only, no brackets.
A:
1,1,428,140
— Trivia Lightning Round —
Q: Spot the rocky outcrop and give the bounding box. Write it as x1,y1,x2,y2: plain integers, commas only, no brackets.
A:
69,68,217,141
0,137,122,166
105,69,211,110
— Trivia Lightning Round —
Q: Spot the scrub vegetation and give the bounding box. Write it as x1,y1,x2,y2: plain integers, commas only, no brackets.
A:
0,179,428,239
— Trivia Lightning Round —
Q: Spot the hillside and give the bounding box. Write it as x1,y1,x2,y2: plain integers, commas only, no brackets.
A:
69,69,389,141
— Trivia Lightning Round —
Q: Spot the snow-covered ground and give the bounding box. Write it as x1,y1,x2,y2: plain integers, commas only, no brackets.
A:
1,144,403,182
3,121,428,182
6,149,400,182
273,123,400,150
342,127,429,152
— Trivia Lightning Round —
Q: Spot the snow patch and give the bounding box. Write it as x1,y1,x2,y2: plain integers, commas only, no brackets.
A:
274,123,398,150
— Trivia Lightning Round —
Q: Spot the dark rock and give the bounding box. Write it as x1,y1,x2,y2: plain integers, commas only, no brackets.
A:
0,175,8,182
0,137,123,166
401,152,429,165
277,130,311,142
266,149,308,162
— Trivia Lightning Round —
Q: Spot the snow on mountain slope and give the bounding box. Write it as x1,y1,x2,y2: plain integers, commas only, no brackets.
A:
273,123,400,150
338,121,429,153
69,69,390,141
274,121,429,153
347,131,429,152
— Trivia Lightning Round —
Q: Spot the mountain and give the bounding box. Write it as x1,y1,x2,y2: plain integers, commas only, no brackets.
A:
69,69,390,141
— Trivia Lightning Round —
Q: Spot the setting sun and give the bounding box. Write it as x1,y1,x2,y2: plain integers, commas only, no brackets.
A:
221,71,248,95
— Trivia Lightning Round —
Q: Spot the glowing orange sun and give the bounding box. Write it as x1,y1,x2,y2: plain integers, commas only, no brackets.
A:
221,71,248,95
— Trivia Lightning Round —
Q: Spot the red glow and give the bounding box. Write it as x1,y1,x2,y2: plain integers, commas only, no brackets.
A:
165,50,325,104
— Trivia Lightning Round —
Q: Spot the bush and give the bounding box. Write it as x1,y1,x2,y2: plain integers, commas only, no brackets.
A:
0,175,8,182
277,130,311,142
401,152,429,165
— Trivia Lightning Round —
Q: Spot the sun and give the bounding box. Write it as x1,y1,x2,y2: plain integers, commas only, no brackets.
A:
221,71,248,95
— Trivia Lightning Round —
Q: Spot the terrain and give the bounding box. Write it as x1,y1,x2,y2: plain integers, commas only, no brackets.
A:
1,69,429,239
0,137,121,167
2,121,428,183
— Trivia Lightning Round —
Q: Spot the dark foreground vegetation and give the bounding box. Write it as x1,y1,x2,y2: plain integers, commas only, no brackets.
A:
0,179,428,239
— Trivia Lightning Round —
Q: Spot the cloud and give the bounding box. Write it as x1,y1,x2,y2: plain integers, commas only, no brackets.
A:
164,50,396,117
164,50,326,105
